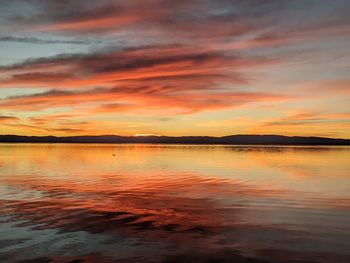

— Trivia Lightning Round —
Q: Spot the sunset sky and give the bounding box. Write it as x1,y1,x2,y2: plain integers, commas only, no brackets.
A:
0,0,349,137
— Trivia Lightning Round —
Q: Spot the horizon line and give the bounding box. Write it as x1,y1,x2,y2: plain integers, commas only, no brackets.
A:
1,134,349,146
1,134,350,140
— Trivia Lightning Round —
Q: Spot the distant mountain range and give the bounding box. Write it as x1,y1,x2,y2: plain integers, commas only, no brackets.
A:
0,134,349,145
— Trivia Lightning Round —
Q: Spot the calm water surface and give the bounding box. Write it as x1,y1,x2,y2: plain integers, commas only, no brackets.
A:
0,144,349,263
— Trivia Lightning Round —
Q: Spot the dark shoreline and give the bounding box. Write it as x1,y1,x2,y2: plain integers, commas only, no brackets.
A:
1,134,349,145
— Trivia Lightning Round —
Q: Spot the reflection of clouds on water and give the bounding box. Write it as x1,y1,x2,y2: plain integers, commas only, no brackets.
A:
0,145,349,262
246,147,350,196
0,216,166,262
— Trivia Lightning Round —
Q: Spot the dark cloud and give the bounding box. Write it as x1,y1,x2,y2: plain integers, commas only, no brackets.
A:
1,0,349,39
0,72,75,86
0,115,19,122
0,39,290,114
0,52,86,70
1,45,227,72
0,43,278,88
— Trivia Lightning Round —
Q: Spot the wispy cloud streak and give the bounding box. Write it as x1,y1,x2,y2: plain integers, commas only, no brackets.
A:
0,36,91,45
0,0,349,136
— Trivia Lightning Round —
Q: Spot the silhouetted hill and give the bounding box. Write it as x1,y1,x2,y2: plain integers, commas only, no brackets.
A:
0,134,349,145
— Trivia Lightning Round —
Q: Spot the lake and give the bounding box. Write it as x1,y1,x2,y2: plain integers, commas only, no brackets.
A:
0,144,349,263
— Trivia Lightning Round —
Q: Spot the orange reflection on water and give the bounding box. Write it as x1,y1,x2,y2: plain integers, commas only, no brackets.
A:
0,144,349,263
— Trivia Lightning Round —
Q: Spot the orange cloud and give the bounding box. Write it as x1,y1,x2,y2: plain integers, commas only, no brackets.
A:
0,115,19,123
0,87,288,115
0,43,290,117
250,111,350,138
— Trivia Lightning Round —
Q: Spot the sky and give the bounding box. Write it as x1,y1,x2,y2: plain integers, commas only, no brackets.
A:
0,0,349,138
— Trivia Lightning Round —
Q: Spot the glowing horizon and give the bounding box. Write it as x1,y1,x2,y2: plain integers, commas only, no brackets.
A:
0,1,349,138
